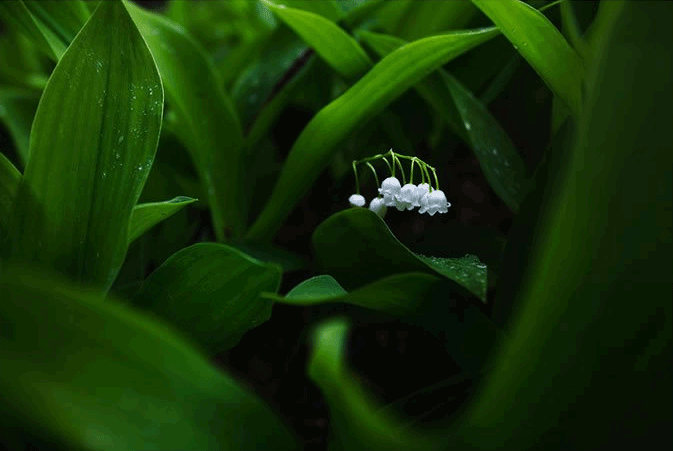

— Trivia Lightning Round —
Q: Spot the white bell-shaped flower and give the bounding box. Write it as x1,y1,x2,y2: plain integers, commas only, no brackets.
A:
369,197,387,217
414,183,431,207
394,183,419,211
348,194,366,207
378,177,401,207
419,189,451,216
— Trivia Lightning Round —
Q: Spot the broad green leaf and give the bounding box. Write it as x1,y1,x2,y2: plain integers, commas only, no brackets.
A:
0,87,40,165
133,243,282,354
245,27,499,241
312,208,487,302
360,31,529,212
0,264,297,451
7,1,163,290
308,317,438,451
263,0,371,79
125,1,245,242
471,0,584,116
457,2,672,448
0,152,20,234
0,0,66,60
127,196,197,245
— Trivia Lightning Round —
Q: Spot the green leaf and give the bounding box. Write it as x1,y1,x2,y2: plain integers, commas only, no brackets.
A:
457,2,672,448
127,196,197,245
275,272,500,374
471,0,584,116
276,0,342,22
312,208,487,302
359,31,528,211
263,0,371,79
0,87,40,166
23,0,89,46
0,0,67,60
125,1,245,242
133,243,282,354
0,152,20,235
395,0,477,40
232,242,308,272
7,1,163,290
0,264,297,450
308,317,438,451
232,26,307,128
245,27,498,241
285,274,347,299
443,70,529,212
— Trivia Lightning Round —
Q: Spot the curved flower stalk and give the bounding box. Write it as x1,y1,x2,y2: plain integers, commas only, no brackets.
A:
348,148,452,216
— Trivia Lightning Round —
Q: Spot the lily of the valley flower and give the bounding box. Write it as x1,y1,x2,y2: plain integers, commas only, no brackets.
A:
369,197,387,217
415,183,431,207
395,183,420,211
419,190,451,216
349,194,366,207
378,177,401,206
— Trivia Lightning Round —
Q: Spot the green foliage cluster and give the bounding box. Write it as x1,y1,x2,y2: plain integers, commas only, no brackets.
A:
0,0,670,449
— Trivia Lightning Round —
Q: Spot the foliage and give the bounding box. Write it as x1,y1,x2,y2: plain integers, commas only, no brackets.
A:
0,0,670,450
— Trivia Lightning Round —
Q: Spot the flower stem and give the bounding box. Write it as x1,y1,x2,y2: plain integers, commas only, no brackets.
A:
366,162,380,188
352,160,360,194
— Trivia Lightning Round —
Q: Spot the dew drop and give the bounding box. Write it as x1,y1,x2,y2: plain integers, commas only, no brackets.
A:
465,122,472,131
492,148,497,155
118,135,124,144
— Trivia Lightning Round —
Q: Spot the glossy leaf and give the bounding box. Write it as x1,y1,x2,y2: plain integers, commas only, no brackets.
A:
7,1,163,290
263,0,371,79
245,27,499,241
133,243,282,353
127,196,197,245
459,2,672,448
471,0,584,116
312,208,487,302
308,317,438,451
0,152,20,234
0,264,297,450
125,2,245,242
0,87,39,165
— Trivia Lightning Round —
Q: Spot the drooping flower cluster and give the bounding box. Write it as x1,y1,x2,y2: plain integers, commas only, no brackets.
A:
347,149,451,217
